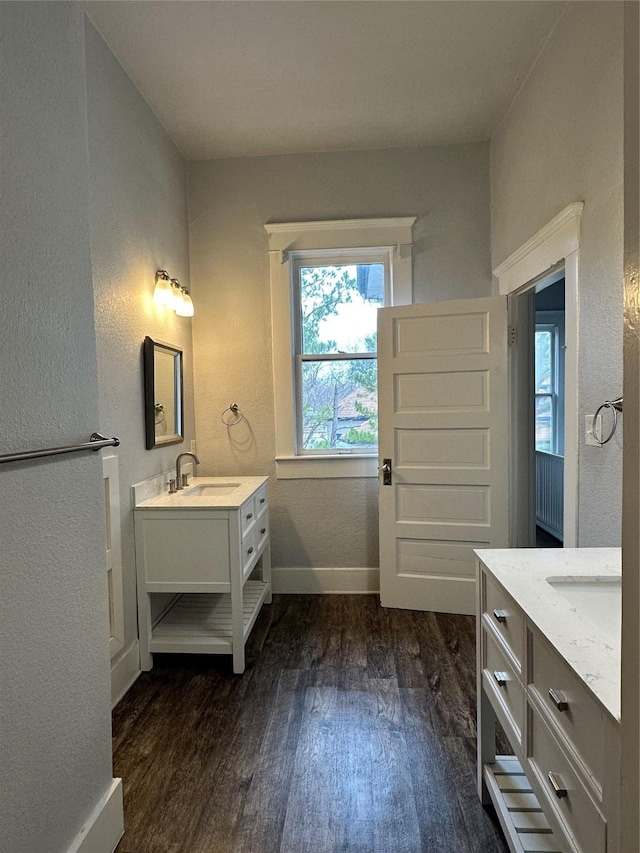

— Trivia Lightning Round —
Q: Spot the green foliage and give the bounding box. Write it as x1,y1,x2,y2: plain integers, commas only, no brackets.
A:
299,265,380,450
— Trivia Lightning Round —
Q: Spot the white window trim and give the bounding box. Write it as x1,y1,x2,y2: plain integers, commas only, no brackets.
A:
265,217,415,479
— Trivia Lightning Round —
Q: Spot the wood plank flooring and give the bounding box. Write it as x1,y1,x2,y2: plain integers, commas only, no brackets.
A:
113,595,509,853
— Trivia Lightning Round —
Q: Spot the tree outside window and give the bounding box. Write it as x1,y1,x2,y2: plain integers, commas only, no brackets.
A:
296,261,384,452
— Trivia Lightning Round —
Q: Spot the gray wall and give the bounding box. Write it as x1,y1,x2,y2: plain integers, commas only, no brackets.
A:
491,2,624,546
0,4,114,851
85,20,195,671
188,144,491,568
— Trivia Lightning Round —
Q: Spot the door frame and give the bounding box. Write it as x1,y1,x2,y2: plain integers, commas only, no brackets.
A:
493,202,582,547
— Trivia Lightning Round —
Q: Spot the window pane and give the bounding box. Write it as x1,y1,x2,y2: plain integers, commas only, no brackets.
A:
300,264,384,355
535,395,553,452
535,330,553,394
300,359,378,450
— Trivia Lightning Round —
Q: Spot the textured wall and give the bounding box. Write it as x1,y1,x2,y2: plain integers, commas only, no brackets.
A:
188,144,491,567
0,4,114,851
491,2,624,546
85,21,195,646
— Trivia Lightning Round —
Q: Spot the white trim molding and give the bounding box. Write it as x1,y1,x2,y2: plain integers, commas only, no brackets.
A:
110,640,141,709
272,566,379,594
275,454,377,479
67,778,123,853
265,217,416,251
103,455,125,660
266,217,415,479
493,202,583,296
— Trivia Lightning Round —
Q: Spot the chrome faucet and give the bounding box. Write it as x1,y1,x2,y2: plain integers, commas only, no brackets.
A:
175,451,200,489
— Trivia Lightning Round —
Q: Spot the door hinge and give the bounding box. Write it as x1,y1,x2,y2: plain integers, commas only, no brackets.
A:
508,326,518,346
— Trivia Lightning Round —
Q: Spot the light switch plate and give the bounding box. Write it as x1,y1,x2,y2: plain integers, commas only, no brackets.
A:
585,414,602,447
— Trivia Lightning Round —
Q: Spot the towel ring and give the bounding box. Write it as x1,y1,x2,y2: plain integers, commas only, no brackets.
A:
592,396,623,445
221,403,244,427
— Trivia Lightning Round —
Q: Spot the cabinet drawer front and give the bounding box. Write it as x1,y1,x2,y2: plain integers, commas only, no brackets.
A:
242,529,258,575
529,631,604,791
483,628,524,743
241,497,256,538
255,483,268,519
483,571,524,668
256,513,269,550
527,706,606,853
141,515,230,585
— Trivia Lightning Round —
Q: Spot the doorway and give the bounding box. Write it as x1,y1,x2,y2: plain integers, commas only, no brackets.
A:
509,266,571,548
533,278,565,547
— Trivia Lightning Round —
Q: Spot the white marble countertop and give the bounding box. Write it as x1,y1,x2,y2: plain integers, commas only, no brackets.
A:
475,548,621,722
134,476,268,510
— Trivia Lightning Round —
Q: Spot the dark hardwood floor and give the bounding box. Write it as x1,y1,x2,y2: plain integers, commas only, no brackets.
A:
113,595,509,853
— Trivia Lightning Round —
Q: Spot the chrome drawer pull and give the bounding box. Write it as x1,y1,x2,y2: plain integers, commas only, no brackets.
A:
549,688,569,712
246,512,253,520
260,528,266,535
493,609,507,624
493,671,508,687
259,497,266,504
247,546,254,556
547,772,568,799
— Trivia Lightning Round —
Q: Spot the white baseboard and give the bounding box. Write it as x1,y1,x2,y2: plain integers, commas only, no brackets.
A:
272,566,379,594
67,778,123,853
111,640,140,708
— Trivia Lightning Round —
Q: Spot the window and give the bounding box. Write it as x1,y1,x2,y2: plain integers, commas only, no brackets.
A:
265,218,415,478
535,320,564,455
295,253,384,453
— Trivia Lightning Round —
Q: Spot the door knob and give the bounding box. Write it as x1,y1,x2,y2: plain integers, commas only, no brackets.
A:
381,458,392,486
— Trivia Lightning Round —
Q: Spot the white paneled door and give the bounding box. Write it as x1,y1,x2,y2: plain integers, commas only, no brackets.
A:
378,296,509,614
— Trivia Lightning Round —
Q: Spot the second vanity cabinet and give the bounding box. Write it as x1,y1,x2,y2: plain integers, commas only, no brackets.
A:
476,550,621,853
134,477,271,674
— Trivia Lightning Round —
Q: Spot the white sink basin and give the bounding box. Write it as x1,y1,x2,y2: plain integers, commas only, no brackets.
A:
546,575,621,641
182,483,241,496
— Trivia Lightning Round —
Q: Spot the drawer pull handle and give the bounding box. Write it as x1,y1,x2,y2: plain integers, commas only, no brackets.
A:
492,671,508,688
549,688,569,712
259,498,266,504
247,547,254,556
260,528,266,535
246,512,253,520
547,772,568,799
493,608,507,624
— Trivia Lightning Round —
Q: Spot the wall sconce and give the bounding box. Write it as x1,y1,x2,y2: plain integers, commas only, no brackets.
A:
172,279,195,317
154,270,194,317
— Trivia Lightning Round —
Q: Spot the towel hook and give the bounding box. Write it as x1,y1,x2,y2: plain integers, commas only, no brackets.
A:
592,395,623,445
221,403,244,427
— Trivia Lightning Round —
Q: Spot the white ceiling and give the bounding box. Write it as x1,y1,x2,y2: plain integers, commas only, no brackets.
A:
83,1,566,161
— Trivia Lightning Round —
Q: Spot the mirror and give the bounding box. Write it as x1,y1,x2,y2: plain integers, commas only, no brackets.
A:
143,336,184,449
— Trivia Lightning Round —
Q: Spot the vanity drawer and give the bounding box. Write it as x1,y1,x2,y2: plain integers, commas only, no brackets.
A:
529,630,604,792
241,497,256,539
483,571,524,668
255,483,268,519
482,628,524,745
242,528,258,577
527,704,606,853
256,513,269,550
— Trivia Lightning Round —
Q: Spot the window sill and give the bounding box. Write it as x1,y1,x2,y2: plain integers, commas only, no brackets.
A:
275,454,378,480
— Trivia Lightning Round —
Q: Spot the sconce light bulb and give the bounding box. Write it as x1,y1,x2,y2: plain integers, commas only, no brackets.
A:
176,288,195,317
154,270,174,307
169,279,184,312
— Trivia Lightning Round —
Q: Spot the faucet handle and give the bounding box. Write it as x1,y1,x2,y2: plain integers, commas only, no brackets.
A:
181,473,190,487
167,478,177,494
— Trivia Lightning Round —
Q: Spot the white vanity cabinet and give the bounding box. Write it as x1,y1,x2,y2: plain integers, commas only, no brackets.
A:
476,550,621,853
134,477,271,674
